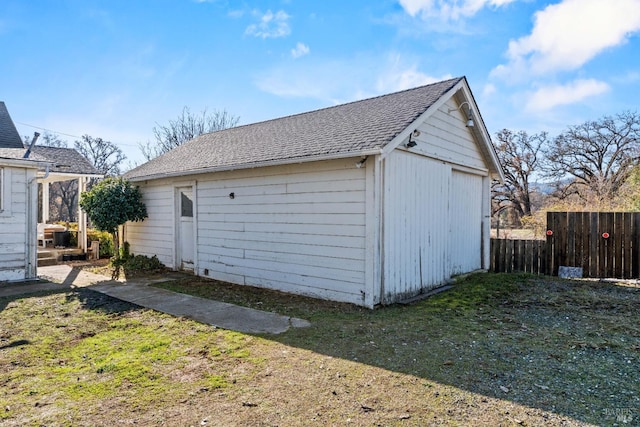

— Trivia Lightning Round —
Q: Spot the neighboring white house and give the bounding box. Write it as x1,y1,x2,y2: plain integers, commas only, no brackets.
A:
0,101,41,281
0,156,41,281
0,101,102,280
123,77,505,307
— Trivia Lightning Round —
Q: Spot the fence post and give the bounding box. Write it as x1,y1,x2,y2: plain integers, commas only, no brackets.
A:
589,212,599,277
623,213,632,279
546,211,554,276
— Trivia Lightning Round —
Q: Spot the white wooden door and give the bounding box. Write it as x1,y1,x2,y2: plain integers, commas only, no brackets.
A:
449,170,483,275
177,187,194,271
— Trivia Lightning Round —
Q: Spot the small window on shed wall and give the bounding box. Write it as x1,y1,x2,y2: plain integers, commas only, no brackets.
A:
181,192,193,218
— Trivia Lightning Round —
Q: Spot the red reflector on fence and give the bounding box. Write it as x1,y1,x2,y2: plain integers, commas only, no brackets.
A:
546,230,553,236
602,232,610,239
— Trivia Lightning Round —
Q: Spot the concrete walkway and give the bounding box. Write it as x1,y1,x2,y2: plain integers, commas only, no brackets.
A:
1,265,310,335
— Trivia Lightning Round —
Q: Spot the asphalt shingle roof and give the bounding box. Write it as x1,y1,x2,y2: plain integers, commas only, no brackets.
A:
0,146,100,175
31,146,100,175
0,101,100,176
125,77,463,180
0,102,24,149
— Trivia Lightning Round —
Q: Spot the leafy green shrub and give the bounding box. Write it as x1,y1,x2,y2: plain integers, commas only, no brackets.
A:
110,241,165,279
69,231,78,247
123,254,164,271
119,241,131,260
79,177,147,258
87,230,115,258
46,222,111,256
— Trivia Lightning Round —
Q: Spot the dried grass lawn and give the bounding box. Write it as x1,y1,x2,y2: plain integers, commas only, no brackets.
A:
1,272,638,426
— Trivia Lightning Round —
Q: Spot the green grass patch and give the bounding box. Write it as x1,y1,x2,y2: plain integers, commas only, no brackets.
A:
2,274,639,426
154,272,639,424
0,289,262,425
422,272,524,310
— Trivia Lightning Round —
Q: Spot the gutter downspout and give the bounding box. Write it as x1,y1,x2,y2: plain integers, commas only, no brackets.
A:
26,164,51,278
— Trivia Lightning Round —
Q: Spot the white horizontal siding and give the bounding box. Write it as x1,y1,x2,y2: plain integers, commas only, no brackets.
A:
125,183,175,267
244,222,364,236
410,99,485,170
0,226,27,244
0,167,29,281
199,213,364,225
0,251,27,264
199,201,364,215
0,269,26,281
196,158,367,305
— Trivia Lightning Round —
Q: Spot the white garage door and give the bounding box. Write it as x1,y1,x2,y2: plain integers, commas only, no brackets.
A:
449,170,483,275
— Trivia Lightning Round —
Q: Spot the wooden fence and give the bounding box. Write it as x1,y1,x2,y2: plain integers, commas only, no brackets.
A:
490,238,547,275
490,212,640,279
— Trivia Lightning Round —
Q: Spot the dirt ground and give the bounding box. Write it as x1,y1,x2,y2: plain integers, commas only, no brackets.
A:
1,270,638,426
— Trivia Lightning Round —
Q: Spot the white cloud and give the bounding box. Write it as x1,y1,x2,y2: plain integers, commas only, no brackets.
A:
495,0,640,78
291,42,310,58
228,9,245,18
245,9,291,39
255,53,449,104
254,59,362,104
525,79,610,112
482,83,496,97
398,0,517,21
377,67,446,92
613,71,640,84
376,55,451,92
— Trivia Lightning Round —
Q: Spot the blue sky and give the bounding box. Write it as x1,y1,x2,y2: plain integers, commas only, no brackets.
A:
1,0,639,168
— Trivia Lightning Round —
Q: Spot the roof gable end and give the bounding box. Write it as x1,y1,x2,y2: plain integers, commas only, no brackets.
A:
0,102,25,149
382,77,504,180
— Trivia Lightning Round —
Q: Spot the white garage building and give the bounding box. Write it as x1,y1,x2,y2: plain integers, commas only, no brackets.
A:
123,77,504,307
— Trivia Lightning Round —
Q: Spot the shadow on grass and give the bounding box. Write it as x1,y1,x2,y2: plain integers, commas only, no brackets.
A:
0,284,142,364
0,281,71,315
0,282,141,317
155,273,640,425
65,287,143,314
0,339,30,350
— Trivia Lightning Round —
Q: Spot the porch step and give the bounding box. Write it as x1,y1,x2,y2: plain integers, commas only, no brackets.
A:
38,251,58,267
37,248,85,267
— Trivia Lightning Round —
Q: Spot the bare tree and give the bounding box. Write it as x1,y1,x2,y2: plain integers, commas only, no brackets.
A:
544,111,640,203
24,131,67,148
620,165,640,210
140,106,239,160
23,133,125,222
56,179,79,221
22,132,76,222
74,134,126,177
492,129,548,226
33,133,80,220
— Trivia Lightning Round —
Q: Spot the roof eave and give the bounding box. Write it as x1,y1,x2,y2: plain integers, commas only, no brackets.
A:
40,171,105,183
0,156,49,169
126,148,384,182
458,79,506,182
